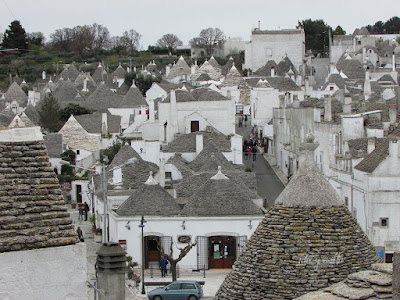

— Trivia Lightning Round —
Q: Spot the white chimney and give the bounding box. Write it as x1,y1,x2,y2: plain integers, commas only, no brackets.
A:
42,71,46,80
389,140,399,158
367,138,375,154
113,168,122,184
393,53,396,72
149,99,155,122
304,77,310,96
166,65,171,77
196,134,204,155
159,159,165,188
271,67,275,77
82,76,88,92
389,104,397,124
364,70,371,100
102,113,108,135
191,64,196,75
133,66,137,73
324,97,332,122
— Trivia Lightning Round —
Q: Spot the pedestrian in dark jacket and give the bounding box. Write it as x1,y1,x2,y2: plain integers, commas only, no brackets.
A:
160,256,169,277
84,203,89,221
77,226,84,242
252,145,257,161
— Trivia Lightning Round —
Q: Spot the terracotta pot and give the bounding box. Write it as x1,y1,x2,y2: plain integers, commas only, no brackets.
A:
71,203,77,209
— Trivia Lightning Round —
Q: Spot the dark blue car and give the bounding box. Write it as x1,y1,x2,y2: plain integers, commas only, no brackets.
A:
147,280,203,300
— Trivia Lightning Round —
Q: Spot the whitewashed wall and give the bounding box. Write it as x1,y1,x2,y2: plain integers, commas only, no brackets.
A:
108,214,263,269
0,244,87,300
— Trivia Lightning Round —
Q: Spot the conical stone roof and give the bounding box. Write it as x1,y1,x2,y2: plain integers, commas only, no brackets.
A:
215,159,380,300
222,64,245,87
119,83,147,107
4,82,28,106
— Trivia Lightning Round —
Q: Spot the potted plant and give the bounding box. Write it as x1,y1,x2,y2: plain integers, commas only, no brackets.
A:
126,256,139,281
89,214,96,233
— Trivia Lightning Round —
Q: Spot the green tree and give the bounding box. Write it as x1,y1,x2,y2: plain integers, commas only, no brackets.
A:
135,73,161,96
124,71,136,86
1,20,28,50
38,94,62,132
59,103,92,121
298,19,331,53
384,16,400,34
333,25,346,36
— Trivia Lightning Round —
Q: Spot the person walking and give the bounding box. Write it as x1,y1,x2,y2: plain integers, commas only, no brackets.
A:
248,146,252,159
160,256,169,277
244,115,248,127
83,202,89,221
252,145,257,161
238,115,243,128
76,226,84,242
78,206,83,221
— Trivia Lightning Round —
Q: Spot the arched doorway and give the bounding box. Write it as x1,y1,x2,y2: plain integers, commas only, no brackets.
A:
209,236,236,269
145,236,160,268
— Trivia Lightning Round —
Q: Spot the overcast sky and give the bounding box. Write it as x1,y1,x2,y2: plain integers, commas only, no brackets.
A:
1,0,399,48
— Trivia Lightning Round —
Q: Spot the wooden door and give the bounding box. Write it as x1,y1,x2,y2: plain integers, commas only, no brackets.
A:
145,236,160,268
191,121,199,133
209,236,236,269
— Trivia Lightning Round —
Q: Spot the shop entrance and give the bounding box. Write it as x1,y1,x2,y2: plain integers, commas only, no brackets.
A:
208,236,236,269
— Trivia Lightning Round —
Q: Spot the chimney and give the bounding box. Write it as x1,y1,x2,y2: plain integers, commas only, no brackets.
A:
364,70,371,100
196,134,203,155
271,67,275,77
170,90,178,139
304,77,310,96
166,65,171,77
389,104,397,124
159,159,165,188
42,71,46,80
133,66,137,73
149,99,155,122
389,140,399,158
367,138,375,154
393,52,396,72
299,131,319,166
82,76,88,92
324,97,332,122
102,113,108,135
96,243,126,300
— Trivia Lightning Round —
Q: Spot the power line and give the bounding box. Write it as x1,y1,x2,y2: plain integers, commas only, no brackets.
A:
1,0,16,20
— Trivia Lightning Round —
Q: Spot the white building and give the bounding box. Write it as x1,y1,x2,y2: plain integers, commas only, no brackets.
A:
244,28,305,73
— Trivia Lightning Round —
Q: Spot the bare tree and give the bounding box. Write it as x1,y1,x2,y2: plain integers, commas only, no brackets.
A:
156,33,183,50
71,25,95,54
158,239,197,281
121,29,142,53
49,28,74,51
190,27,225,56
91,23,111,49
27,32,45,47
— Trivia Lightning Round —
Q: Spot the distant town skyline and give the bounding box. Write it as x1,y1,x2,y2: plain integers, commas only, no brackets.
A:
0,0,399,48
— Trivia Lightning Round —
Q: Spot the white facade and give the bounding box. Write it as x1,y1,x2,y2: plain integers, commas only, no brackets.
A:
108,214,263,269
244,29,305,72
158,97,235,143
0,244,87,300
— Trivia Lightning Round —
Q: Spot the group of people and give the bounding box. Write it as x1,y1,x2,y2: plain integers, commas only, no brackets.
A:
243,139,258,161
76,202,90,243
78,202,90,221
238,115,248,128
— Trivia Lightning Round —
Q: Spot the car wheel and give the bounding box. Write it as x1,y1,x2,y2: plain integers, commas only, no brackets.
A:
153,296,162,300
188,296,197,300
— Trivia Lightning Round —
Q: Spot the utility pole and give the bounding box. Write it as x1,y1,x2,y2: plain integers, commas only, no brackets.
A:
139,215,146,294
102,163,108,243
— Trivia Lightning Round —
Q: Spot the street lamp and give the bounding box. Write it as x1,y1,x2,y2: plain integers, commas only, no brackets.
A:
61,157,136,243
139,215,147,294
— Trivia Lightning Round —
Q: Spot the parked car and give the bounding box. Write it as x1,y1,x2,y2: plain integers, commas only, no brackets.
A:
147,280,203,300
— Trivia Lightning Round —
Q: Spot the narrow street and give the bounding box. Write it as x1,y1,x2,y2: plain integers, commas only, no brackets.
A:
236,124,285,207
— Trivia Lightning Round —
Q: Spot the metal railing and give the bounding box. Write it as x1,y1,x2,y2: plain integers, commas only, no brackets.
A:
86,280,110,300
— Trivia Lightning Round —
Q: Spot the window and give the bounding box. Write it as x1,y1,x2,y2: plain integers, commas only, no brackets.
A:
330,86,334,91
168,283,181,290
236,105,244,114
76,150,80,155
191,121,199,133
182,283,195,290
380,218,388,227
165,172,172,180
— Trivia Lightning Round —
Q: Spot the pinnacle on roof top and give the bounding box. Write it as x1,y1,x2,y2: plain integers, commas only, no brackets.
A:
210,166,229,180
145,171,158,185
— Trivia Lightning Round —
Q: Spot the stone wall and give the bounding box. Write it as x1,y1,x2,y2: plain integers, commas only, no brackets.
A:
215,204,380,299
